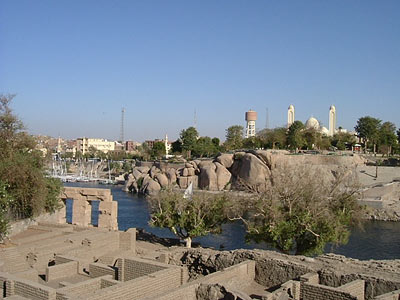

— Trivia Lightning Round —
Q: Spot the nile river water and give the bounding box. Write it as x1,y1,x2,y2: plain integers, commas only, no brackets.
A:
65,182,400,260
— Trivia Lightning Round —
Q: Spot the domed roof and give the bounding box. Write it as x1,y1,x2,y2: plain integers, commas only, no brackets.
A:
305,117,320,130
321,126,329,135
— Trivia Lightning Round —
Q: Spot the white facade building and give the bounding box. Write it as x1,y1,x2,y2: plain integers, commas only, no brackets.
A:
76,138,115,154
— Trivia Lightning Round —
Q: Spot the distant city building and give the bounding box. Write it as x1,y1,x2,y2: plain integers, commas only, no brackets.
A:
245,110,257,138
145,137,172,154
76,138,115,154
125,141,139,152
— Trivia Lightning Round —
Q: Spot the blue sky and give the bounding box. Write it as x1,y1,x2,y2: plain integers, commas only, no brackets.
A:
1,1,399,142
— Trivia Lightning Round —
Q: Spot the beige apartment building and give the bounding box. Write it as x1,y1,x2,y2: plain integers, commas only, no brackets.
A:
76,137,115,154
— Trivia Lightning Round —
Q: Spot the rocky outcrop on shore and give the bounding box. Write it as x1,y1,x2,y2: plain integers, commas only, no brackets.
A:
123,151,365,195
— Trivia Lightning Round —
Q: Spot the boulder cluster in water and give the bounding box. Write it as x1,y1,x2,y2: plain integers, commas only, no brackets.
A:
123,150,364,196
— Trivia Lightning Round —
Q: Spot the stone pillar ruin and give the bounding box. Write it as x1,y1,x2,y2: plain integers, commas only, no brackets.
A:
61,187,118,230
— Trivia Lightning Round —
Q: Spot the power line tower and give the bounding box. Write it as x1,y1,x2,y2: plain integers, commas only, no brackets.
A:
120,107,125,143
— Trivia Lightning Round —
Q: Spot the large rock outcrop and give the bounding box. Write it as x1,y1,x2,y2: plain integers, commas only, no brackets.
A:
231,153,271,191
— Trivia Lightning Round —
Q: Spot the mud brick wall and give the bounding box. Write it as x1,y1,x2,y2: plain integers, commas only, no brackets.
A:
84,267,183,300
119,229,136,251
100,277,119,288
301,282,358,300
374,289,400,299
338,280,365,300
56,276,110,300
46,261,78,282
200,260,256,285
144,260,256,300
123,258,168,281
13,278,56,300
55,255,77,265
89,263,116,279
14,269,38,282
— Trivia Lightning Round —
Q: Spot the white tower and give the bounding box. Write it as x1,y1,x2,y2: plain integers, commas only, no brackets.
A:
245,110,257,138
287,105,295,128
164,134,169,156
329,105,336,136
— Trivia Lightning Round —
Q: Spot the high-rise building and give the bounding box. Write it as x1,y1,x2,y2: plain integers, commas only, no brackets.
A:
245,110,257,138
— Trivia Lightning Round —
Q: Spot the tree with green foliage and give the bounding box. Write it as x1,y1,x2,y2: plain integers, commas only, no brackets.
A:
148,190,229,248
193,136,217,158
171,139,182,154
224,125,244,151
354,116,381,153
151,141,166,159
302,128,322,150
212,137,220,148
331,132,356,150
242,136,263,150
378,122,397,156
286,121,305,151
180,127,198,158
0,181,12,241
258,127,287,149
0,95,62,233
229,165,361,256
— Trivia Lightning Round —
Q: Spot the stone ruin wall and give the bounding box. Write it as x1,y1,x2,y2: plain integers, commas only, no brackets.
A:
60,187,118,230
8,187,120,238
165,248,400,300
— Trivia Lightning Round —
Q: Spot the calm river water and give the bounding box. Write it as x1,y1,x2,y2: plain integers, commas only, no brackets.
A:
65,182,400,260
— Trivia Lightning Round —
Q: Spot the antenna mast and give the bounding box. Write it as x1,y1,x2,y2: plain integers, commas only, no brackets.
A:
194,109,197,129
120,107,125,143
266,108,269,129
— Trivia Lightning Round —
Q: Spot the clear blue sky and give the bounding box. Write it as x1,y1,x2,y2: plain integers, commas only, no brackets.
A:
1,1,399,142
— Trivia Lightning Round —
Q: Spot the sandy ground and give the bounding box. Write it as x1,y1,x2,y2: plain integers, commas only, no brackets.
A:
357,165,400,187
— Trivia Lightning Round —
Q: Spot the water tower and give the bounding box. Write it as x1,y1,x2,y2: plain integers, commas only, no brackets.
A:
245,110,257,138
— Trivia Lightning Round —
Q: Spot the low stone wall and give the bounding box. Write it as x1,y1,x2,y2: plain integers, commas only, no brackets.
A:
9,210,65,237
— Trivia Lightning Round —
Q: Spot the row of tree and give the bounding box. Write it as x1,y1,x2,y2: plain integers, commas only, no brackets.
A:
0,95,62,239
166,116,399,158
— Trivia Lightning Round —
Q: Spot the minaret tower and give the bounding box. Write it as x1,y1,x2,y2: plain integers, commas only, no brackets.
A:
164,134,169,156
329,105,336,136
287,105,295,128
245,110,257,138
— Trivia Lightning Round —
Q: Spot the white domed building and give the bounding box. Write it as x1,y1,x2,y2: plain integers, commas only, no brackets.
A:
305,117,331,136
288,105,338,137
305,117,320,130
